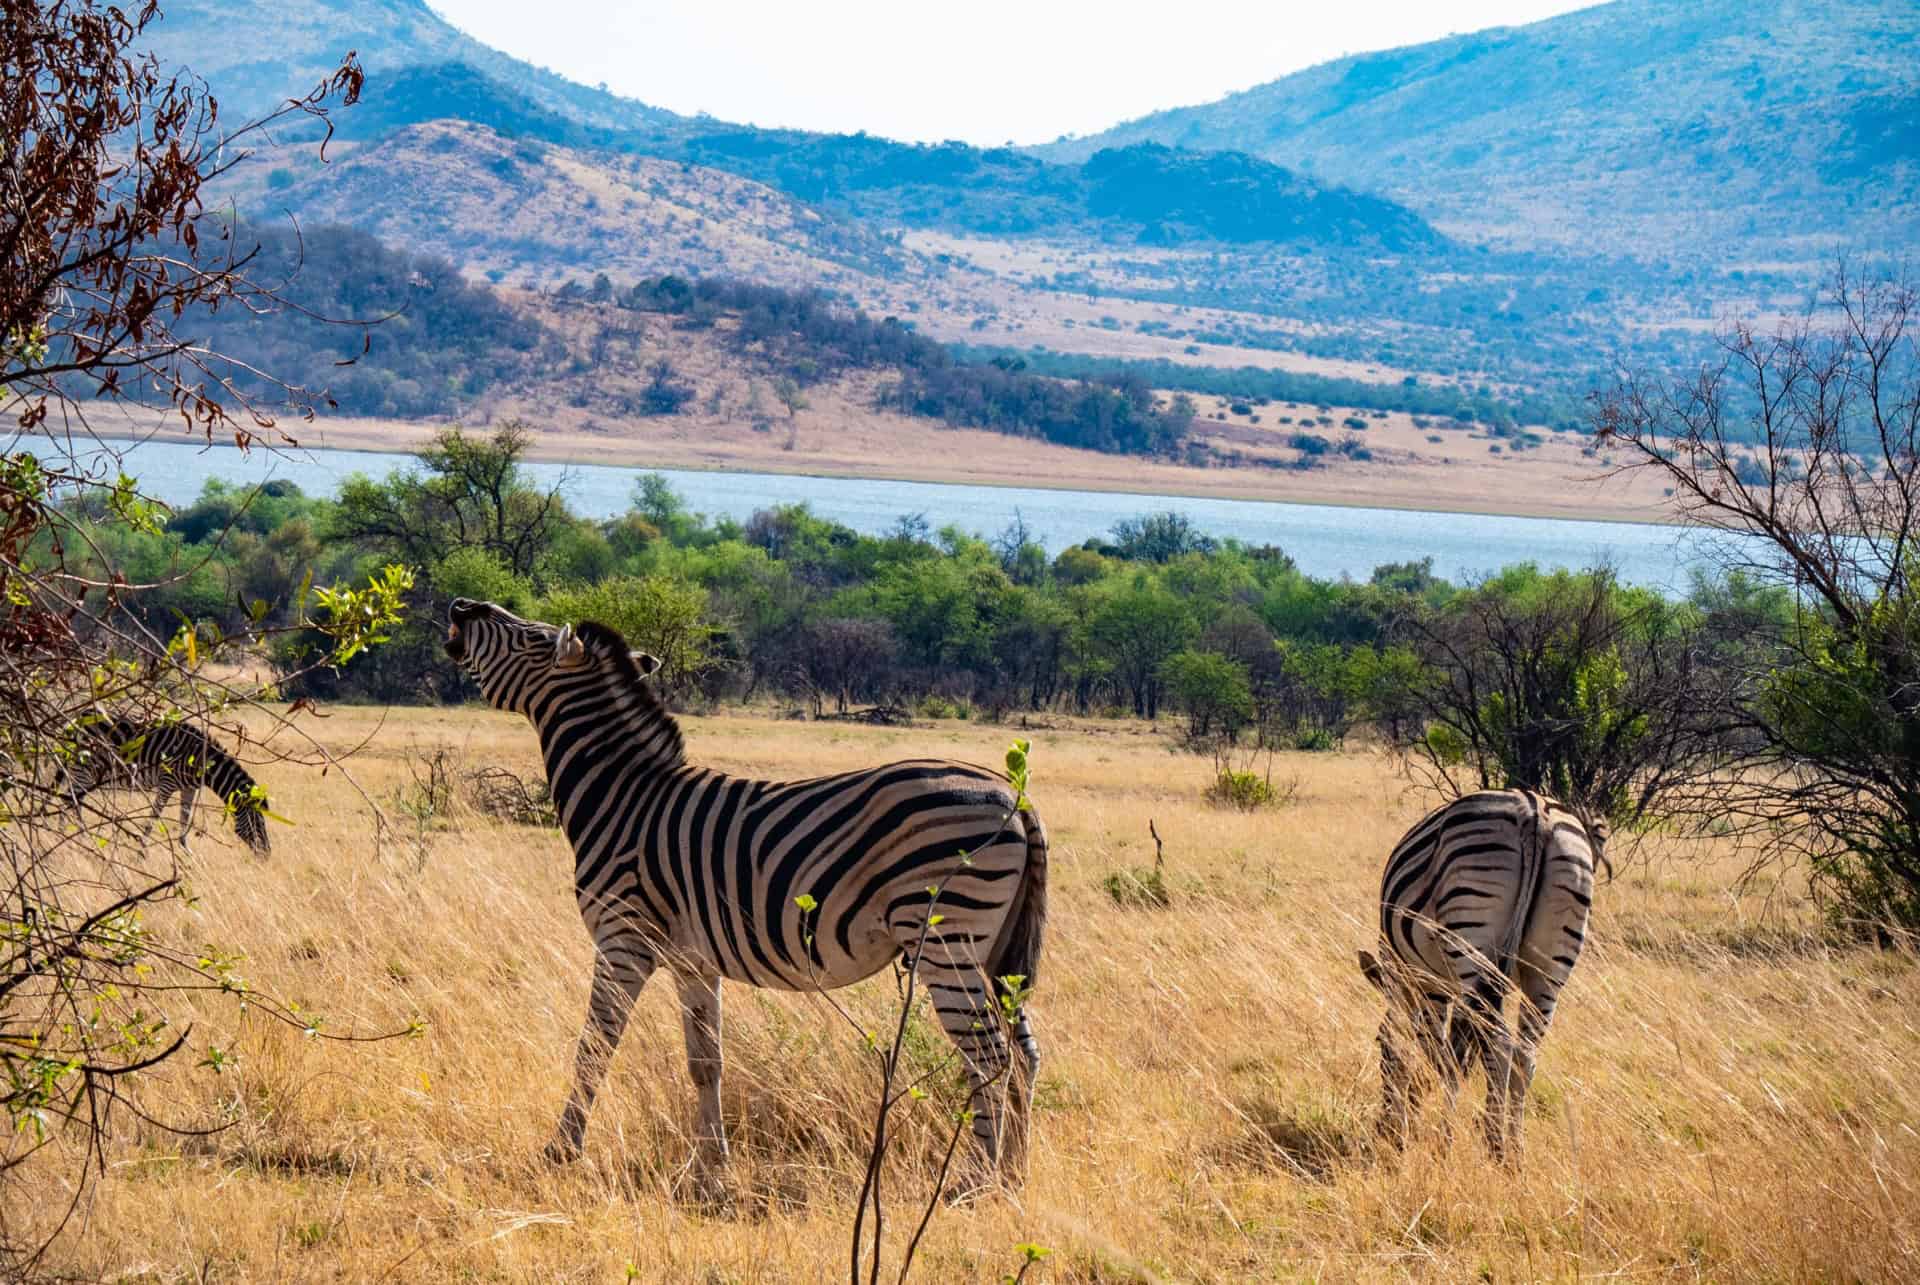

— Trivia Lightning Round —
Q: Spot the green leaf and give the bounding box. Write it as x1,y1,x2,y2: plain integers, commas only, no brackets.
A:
793,893,817,913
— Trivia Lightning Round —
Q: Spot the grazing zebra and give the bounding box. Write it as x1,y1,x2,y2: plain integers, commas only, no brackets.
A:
57,715,272,854
443,599,1049,1195
1357,789,1602,1162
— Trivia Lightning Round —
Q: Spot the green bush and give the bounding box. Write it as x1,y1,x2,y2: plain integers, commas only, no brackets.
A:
1207,769,1279,809
540,575,717,693
1102,865,1170,908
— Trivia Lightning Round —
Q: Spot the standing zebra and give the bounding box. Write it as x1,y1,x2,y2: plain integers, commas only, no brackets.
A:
1357,789,1602,1162
443,599,1048,1195
57,714,272,854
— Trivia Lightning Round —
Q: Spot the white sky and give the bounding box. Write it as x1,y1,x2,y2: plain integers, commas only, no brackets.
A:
426,0,1602,146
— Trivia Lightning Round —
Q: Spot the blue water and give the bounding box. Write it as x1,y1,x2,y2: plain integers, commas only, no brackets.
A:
91,438,1711,592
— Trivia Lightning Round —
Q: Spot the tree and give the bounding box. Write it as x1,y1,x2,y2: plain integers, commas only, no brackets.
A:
1108,511,1216,562
1161,649,1254,739
1,5,410,1265
641,358,695,415
332,423,568,577
1392,565,1728,832
774,375,809,451
1086,580,1196,717
1592,266,1920,934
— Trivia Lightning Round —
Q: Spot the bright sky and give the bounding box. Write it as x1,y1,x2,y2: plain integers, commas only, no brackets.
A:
426,0,1602,146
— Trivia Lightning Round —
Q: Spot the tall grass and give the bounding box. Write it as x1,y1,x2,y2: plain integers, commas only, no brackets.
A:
21,707,1918,1281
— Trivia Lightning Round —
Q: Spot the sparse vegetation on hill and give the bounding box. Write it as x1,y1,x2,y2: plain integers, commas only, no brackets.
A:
201,223,555,418
603,274,1196,454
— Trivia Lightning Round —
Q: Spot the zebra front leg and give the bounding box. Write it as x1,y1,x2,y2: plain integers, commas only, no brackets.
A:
176,782,198,848
674,969,730,1203
145,783,173,850
545,939,655,1164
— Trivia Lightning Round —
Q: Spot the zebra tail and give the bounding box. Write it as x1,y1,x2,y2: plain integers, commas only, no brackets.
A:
1498,791,1547,982
987,808,1049,998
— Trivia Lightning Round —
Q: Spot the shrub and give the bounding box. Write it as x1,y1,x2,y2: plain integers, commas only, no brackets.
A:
1102,865,1170,908
1207,769,1280,809
917,694,972,719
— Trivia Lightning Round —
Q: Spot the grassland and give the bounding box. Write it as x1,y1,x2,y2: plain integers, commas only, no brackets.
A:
24,705,1919,1281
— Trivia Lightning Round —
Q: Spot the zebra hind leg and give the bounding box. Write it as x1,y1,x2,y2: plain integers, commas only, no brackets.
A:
1372,1014,1420,1152
674,968,731,1205
1460,978,1520,1165
1503,954,1569,1163
1000,1004,1040,1182
911,939,1015,1200
545,936,656,1165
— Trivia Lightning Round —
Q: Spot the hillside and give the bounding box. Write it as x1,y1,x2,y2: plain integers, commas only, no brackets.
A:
1043,0,1920,259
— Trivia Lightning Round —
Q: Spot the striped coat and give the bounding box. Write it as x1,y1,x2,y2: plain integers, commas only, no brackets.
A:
1358,789,1601,1161
444,599,1048,1194
59,715,271,853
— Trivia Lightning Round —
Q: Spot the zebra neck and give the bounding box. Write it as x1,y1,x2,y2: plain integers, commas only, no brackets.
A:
531,677,687,786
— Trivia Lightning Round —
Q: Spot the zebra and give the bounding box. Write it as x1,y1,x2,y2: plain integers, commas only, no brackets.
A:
442,598,1049,1195
55,714,272,854
1357,789,1603,1162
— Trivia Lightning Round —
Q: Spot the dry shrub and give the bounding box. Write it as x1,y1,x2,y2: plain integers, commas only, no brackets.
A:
464,764,559,827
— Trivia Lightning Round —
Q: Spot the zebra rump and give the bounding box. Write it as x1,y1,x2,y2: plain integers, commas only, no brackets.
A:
58,715,272,853
1358,788,1600,1161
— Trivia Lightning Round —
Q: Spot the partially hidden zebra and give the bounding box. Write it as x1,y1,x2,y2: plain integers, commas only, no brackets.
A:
1357,789,1603,1162
57,715,272,854
443,599,1049,1194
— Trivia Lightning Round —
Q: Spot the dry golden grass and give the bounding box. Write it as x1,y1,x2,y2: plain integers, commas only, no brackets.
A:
22,706,1920,1281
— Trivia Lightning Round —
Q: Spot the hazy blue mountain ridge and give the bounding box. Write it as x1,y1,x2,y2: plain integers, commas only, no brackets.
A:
1040,0,1919,257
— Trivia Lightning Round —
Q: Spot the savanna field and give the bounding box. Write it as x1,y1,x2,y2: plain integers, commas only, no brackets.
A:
18,706,1918,1283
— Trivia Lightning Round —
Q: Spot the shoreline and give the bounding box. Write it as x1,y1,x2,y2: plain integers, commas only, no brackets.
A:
72,423,1684,530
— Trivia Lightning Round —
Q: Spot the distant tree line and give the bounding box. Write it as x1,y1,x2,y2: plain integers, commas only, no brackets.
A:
954,347,1587,433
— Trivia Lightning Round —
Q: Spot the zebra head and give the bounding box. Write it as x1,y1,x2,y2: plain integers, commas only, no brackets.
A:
445,599,661,715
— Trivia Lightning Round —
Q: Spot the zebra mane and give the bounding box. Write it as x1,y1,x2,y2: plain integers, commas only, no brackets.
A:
572,619,686,768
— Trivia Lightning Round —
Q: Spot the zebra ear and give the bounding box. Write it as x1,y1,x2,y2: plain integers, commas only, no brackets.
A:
553,623,588,668
630,651,661,677
1357,949,1386,989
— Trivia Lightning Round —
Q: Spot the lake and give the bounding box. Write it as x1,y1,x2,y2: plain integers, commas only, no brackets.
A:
94,438,1713,592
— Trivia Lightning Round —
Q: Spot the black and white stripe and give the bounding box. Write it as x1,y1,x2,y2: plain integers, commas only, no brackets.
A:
1357,789,1600,1161
58,715,271,854
444,599,1049,1193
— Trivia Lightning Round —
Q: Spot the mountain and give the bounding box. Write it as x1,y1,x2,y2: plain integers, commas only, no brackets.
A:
1040,0,1920,259
141,0,675,130
146,0,1437,253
